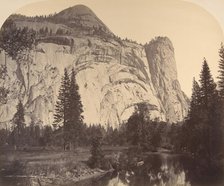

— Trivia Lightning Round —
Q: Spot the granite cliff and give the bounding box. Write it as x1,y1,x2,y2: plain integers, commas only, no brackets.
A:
0,5,189,128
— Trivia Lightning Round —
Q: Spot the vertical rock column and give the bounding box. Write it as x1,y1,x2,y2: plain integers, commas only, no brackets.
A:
145,37,189,123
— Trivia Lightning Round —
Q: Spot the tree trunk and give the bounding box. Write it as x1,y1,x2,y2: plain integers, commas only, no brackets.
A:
5,52,7,67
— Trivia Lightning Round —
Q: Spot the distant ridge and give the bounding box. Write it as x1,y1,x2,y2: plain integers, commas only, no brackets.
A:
5,5,112,36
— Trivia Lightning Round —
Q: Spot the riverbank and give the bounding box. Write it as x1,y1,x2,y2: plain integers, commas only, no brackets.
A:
0,146,124,186
1,146,223,186
1,169,112,186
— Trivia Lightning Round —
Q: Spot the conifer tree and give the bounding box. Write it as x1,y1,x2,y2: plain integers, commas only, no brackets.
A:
53,68,70,150
199,58,217,110
68,68,83,147
188,78,201,120
13,100,25,148
218,43,224,100
0,21,35,60
185,78,203,154
185,59,221,159
217,42,224,149
198,59,219,160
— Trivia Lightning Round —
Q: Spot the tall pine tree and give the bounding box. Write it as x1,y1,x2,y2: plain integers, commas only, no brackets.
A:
13,100,25,148
199,58,217,109
184,78,202,154
216,43,224,157
198,59,219,160
218,43,224,100
68,68,83,148
185,59,221,160
188,78,201,121
53,68,70,150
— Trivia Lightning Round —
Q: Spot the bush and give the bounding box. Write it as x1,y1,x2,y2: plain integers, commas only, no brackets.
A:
87,136,111,170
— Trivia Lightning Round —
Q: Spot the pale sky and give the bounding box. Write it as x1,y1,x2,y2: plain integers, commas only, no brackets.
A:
0,0,224,97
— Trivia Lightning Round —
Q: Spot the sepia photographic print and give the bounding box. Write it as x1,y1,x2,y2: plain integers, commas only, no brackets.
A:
0,0,224,185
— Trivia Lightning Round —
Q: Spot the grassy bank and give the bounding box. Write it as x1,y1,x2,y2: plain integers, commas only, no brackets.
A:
0,146,126,186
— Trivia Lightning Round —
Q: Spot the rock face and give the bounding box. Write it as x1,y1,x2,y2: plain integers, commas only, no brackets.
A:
0,5,189,128
145,37,189,122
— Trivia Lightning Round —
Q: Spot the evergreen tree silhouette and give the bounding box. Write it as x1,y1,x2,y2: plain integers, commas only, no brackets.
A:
68,68,83,148
13,100,25,148
199,59,217,110
218,43,224,100
188,78,201,121
186,59,221,160
53,68,70,150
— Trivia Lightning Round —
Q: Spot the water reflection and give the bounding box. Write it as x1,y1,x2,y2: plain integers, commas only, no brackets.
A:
1,153,223,186
106,154,190,186
90,153,223,186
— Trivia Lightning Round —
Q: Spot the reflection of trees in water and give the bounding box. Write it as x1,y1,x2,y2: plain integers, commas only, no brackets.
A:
115,154,190,186
181,156,224,185
77,153,223,186
116,154,223,186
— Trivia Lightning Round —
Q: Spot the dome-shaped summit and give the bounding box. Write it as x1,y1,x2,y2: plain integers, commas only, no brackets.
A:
56,5,96,18
54,4,111,33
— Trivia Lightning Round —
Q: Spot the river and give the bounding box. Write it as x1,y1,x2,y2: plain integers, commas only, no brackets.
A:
75,152,224,186
0,152,223,186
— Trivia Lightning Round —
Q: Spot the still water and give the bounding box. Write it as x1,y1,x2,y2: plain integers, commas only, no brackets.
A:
0,153,223,186
76,153,224,186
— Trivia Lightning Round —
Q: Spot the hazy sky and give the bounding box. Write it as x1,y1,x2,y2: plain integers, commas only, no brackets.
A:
0,0,224,97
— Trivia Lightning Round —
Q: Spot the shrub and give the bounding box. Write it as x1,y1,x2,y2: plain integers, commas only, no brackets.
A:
87,136,111,170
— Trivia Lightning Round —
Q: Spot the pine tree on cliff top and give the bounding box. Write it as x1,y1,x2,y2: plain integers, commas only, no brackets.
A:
0,20,35,60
